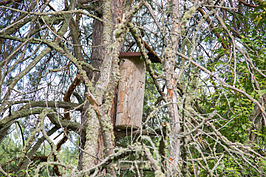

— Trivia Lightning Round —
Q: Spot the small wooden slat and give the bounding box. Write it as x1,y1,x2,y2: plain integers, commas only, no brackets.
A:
119,52,161,63
119,52,142,58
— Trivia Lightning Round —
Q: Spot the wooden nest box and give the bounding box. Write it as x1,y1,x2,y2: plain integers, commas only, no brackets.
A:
115,51,161,130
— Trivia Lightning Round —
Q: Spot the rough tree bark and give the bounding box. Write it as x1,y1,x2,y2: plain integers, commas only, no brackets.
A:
164,0,182,175
79,0,126,174
78,0,104,170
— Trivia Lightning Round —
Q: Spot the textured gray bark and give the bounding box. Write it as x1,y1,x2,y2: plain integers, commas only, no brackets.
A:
78,6,105,171
78,17,104,174
79,0,125,173
164,0,182,175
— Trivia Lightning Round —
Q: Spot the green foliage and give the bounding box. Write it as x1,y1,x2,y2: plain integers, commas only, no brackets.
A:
60,144,79,166
191,5,265,175
0,136,22,175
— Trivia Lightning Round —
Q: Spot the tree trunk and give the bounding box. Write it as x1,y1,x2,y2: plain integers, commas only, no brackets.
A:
78,6,104,170
164,0,182,175
79,0,125,174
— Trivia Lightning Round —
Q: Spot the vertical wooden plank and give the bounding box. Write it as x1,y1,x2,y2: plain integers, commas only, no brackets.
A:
116,57,145,130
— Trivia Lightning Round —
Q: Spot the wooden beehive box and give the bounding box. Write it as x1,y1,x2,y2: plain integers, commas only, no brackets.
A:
115,51,161,130
115,52,145,130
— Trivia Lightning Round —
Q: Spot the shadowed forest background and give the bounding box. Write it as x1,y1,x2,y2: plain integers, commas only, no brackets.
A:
0,0,265,176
